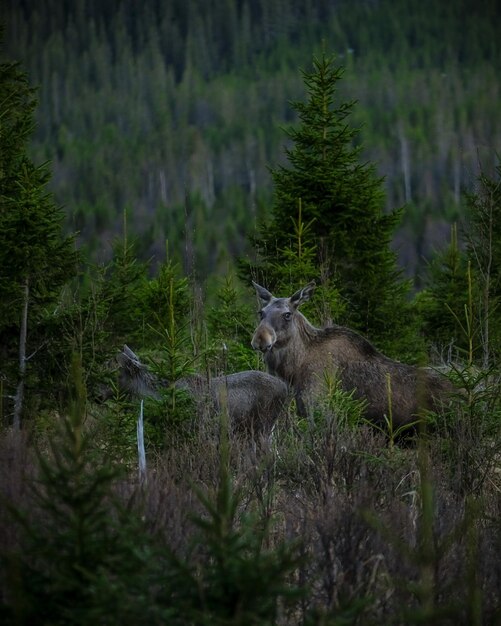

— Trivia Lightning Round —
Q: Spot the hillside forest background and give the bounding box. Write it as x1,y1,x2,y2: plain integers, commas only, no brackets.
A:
1,2,501,623
3,0,501,281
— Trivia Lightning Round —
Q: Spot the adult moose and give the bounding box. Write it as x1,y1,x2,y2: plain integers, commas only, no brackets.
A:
251,281,453,427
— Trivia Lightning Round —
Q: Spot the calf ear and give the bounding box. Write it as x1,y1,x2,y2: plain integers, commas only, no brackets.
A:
290,281,316,309
252,281,273,305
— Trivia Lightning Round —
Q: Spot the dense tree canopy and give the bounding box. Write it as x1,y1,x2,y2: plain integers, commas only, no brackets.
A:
1,0,500,278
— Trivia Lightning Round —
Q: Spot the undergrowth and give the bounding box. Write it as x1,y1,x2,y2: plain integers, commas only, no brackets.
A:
1,355,499,625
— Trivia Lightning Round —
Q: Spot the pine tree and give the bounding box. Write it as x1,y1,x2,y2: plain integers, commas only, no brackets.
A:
245,53,416,357
415,224,472,359
0,58,77,427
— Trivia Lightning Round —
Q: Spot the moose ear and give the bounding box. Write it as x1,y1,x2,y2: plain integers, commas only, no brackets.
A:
252,281,273,305
290,281,316,309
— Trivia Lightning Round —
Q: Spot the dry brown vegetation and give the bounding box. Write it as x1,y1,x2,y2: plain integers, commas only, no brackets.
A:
1,388,500,625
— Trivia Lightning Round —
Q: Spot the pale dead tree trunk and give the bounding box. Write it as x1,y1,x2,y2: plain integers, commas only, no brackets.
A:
398,121,412,204
453,154,461,206
468,178,498,369
137,399,147,484
13,277,29,430
205,157,215,207
477,188,493,370
159,169,168,205
183,193,195,276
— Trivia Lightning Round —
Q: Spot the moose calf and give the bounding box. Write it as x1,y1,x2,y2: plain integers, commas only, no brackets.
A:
103,345,289,437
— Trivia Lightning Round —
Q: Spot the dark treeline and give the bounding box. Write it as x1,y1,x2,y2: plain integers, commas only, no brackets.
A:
2,0,501,278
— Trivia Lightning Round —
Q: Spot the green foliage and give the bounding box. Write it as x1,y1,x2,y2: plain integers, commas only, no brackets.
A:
138,262,198,445
250,198,347,326
314,371,368,431
141,387,198,450
0,57,78,423
33,232,150,409
419,158,501,366
205,273,257,372
92,384,140,468
2,0,501,282
1,358,499,624
465,161,501,365
434,363,501,496
47,267,119,401
272,199,319,288
246,52,418,357
421,253,501,495
100,224,150,346
160,425,303,625
362,372,423,452
143,251,193,348
416,224,473,358
69,243,191,404
0,357,161,625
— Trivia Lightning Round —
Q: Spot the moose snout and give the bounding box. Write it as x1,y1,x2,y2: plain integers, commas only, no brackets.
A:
251,326,276,352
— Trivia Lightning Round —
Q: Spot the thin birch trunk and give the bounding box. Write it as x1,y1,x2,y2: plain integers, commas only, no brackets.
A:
137,399,147,484
13,277,29,430
398,121,412,204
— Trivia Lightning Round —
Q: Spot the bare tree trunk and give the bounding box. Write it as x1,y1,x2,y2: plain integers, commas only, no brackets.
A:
453,154,461,205
137,399,147,484
398,120,412,204
481,189,493,370
13,277,29,430
468,179,497,369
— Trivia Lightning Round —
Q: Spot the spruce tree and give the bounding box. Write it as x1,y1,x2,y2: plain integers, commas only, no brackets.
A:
245,53,416,357
0,58,77,426
465,161,501,366
205,272,257,373
418,163,501,366
415,224,472,359
101,223,150,346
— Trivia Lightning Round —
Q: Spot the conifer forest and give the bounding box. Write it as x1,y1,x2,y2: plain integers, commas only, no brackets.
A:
1,1,500,624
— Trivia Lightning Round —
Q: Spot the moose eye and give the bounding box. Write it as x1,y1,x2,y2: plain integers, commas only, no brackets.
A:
283,311,292,321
